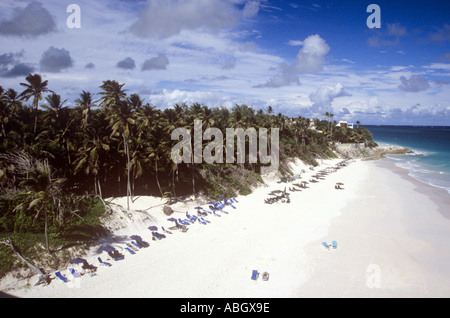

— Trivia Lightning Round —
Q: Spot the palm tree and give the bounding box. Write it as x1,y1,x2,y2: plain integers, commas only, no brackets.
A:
97,80,127,111
0,86,8,137
75,91,96,130
19,74,53,135
106,99,135,210
73,134,110,198
16,159,65,254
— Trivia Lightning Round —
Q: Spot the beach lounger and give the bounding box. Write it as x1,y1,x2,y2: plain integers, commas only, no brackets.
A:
322,242,330,249
251,270,259,280
178,218,190,225
55,271,69,283
332,240,338,249
108,250,124,261
127,242,139,251
199,217,210,224
131,241,142,249
69,267,82,278
125,247,136,255
162,226,172,234
219,196,236,209
262,272,269,281
152,231,166,240
98,257,112,267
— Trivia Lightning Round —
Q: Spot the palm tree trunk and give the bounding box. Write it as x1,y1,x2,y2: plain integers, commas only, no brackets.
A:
155,159,163,197
0,239,49,285
33,99,39,135
123,133,130,210
44,207,50,254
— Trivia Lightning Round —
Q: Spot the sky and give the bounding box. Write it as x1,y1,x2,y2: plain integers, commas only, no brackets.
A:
0,0,449,125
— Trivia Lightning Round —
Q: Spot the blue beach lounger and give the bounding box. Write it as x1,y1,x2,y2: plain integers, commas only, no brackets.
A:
125,247,136,255
322,242,330,249
251,270,259,280
69,267,81,278
55,271,69,283
131,241,142,249
218,196,236,209
162,226,172,234
98,257,112,267
332,240,338,249
200,217,210,224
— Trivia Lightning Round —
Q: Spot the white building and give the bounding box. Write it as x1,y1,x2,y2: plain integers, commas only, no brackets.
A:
336,121,353,129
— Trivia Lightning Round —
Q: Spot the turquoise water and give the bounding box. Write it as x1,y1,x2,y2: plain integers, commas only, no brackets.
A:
365,125,450,194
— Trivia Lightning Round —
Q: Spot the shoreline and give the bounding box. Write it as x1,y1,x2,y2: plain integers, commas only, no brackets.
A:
296,158,450,297
377,158,450,219
2,157,450,298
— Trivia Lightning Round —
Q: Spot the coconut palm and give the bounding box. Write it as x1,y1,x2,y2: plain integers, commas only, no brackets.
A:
97,80,127,111
73,133,110,198
106,99,135,210
19,74,54,135
16,159,66,254
75,91,96,130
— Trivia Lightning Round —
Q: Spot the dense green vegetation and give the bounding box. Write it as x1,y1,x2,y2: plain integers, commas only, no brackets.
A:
0,74,376,276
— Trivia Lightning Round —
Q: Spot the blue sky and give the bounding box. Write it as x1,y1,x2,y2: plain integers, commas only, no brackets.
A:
0,0,449,125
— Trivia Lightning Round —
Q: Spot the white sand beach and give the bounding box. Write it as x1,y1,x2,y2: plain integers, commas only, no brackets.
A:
2,158,450,298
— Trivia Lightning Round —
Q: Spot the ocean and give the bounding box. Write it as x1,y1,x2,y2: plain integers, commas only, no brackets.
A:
365,125,450,194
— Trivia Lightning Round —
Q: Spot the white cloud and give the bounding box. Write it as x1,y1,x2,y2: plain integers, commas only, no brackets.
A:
307,83,351,115
142,53,169,71
40,46,73,73
242,1,260,18
256,34,330,88
0,1,56,38
128,0,247,39
116,57,136,70
398,75,430,92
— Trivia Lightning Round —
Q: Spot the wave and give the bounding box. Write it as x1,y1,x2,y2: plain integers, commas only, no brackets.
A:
387,156,450,194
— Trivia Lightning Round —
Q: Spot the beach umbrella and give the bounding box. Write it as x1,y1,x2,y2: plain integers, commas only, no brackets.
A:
336,182,344,185
70,258,86,264
148,225,158,231
100,245,116,253
301,181,308,184
130,235,142,242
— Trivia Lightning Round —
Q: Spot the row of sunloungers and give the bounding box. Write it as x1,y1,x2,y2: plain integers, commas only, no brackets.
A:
264,160,353,204
54,239,148,283
54,196,239,284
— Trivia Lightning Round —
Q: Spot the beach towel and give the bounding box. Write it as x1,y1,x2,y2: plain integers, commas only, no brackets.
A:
332,240,338,249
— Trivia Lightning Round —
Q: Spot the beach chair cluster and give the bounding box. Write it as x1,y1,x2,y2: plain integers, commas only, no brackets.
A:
54,258,100,283
251,270,269,281
52,196,240,285
322,240,338,250
52,237,149,284
167,196,238,232
264,189,290,204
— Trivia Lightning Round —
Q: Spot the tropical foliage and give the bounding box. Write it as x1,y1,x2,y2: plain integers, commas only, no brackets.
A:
0,74,376,260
